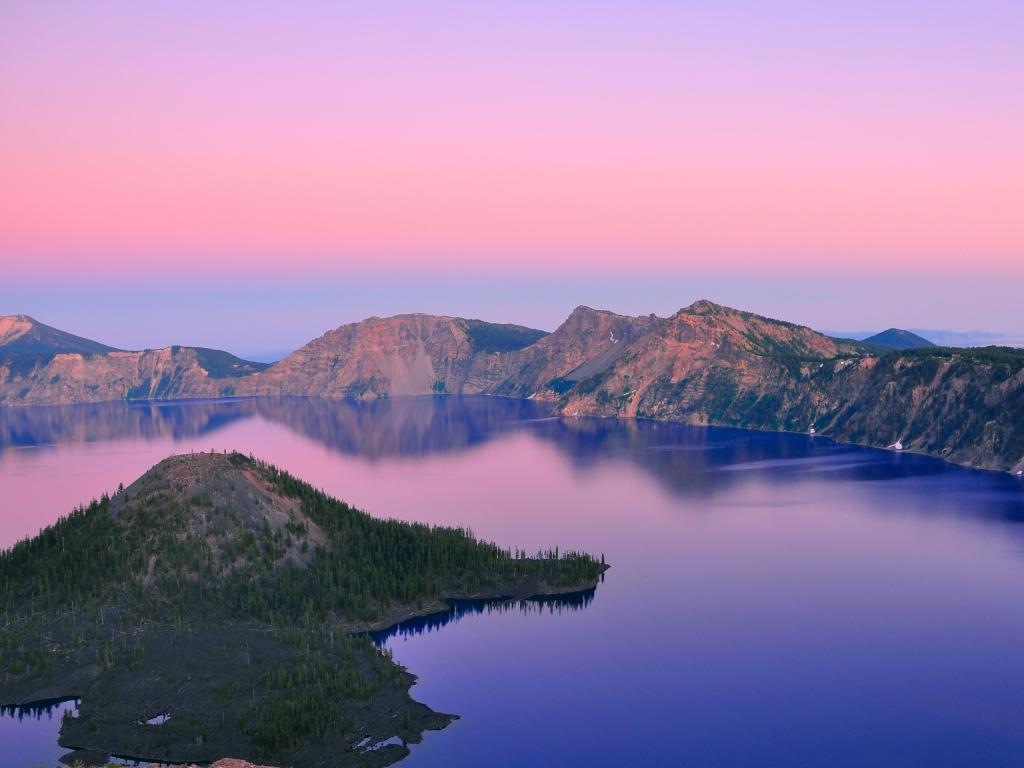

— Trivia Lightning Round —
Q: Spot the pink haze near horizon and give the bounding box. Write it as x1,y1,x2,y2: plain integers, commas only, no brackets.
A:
2,1,1022,277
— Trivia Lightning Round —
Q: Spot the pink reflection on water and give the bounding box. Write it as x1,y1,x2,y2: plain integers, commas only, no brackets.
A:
5,402,1024,766
1,415,631,555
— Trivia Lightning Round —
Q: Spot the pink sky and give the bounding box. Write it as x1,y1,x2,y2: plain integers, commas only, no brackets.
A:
2,2,1022,277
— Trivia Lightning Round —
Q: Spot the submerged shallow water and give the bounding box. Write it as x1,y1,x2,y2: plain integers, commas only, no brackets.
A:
2,396,1024,767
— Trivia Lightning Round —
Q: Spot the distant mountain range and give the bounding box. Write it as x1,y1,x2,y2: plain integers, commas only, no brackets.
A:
1,305,1022,473
827,327,1024,349
860,328,936,350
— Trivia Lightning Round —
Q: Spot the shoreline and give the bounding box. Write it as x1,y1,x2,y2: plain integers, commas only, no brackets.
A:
1,392,1019,476
0,571,610,711
344,569,609,634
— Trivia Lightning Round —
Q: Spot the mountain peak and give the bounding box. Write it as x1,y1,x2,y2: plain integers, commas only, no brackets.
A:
678,299,740,317
567,304,604,318
0,314,36,345
112,451,326,569
863,328,936,350
564,305,653,323
0,314,117,356
683,299,724,313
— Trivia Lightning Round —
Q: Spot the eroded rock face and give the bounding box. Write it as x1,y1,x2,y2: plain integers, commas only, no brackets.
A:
558,300,859,419
252,314,475,399
0,315,34,346
477,306,664,398
0,347,265,405
0,310,660,405
1,303,1022,472
251,312,572,399
553,302,1024,472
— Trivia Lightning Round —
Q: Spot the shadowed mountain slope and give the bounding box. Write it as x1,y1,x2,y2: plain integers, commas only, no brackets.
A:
0,314,117,357
863,328,936,349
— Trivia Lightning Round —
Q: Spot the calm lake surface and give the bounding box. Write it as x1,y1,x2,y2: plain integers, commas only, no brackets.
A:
2,396,1024,767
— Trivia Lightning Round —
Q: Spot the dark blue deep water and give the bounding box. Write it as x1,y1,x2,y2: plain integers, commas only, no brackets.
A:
2,396,1024,767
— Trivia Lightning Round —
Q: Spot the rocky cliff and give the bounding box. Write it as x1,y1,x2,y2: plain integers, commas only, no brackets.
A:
1,304,1021,472
479,305,664,397
553,301,1024,473
251,314,475,398
247,306,660,400
0,345,267,405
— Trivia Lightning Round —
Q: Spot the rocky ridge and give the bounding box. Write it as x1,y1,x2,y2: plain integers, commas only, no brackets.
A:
1,304,1021,472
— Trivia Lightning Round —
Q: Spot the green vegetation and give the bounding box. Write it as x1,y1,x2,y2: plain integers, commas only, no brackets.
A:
897,345,1024,366
191,347,270,378
0,452,605,766
545,377,576,394
1,352,57,379
460,319,548,353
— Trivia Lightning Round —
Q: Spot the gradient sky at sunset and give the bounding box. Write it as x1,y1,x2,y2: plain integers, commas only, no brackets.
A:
2,1,1022,353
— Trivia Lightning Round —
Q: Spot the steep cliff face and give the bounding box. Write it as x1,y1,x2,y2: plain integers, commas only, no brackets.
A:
816,349,1024,471
249,307,663,401
253,314,480,398
0,346,266,405
477,306,664,398
552,302,1024,473
252,314,561,399
1,305,1021,472
557,300,861,420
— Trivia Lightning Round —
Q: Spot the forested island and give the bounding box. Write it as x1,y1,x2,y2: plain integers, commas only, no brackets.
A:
0,452,607,767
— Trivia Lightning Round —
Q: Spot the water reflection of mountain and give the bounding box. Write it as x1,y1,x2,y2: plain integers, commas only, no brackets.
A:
0,399,256,449
254,397,971,493
0,394,808,473
0,697,77,719
254,395,551,459
0,396,552,458
4,396,1023,522
370,590,598,644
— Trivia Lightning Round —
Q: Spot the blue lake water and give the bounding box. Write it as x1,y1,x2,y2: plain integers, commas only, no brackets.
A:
2,396,1024,767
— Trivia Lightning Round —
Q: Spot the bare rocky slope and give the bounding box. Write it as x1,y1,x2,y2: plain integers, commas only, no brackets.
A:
0,314,268,405
1,305,1021,472
248,309,659,400
0,345,267,405
553,301,1024,473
